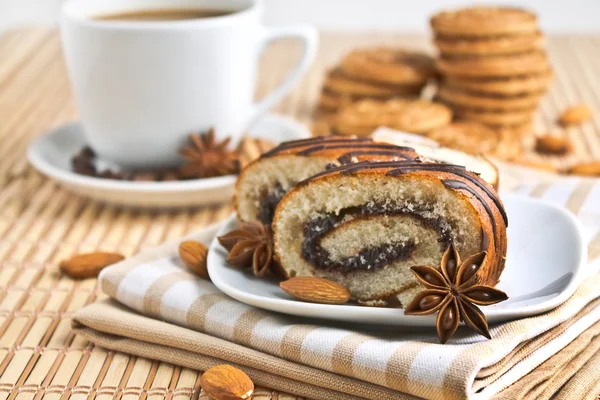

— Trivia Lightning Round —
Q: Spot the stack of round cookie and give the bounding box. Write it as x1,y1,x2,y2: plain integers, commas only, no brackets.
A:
318,48,438,115
430,7,552,136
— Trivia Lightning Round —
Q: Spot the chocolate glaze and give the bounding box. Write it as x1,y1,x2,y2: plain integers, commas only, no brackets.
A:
445,170,507,226
443,179,492,250
298,143,415,156
481,226,490,251
297,160,420,184
298,160,460,184
261,136,372,157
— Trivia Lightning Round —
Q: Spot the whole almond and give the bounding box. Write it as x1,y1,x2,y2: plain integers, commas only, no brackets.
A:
280,276,350,304
200,365,254,400
559,104,592,126
178,240,209,279
535,135,573,155
566,161,600,177
60,252,125,279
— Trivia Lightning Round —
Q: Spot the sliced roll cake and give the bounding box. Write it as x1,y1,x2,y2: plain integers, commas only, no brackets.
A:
272,160,507,306
234,136,418,225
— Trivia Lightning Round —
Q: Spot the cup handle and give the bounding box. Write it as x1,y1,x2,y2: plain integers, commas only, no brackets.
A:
246,25,318,129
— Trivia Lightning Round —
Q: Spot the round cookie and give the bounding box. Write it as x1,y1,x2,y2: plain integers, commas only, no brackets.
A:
324,69,424,97
444,70,552,96
341,48,437,86
436,51,549,78
438,84,544,111
434,32,543,56
333,99,452,136
317,91,354,113
452,108,534,126
427,121,500,155
430,7,538,37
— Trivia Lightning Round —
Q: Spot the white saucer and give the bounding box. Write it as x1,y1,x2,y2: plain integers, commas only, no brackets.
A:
208,194,587,326
27,113,310,208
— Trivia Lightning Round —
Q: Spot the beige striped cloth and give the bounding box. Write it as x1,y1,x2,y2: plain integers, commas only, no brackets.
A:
72,168,600,400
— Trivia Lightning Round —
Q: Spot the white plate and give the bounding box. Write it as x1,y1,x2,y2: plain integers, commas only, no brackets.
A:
208,194,587,326
27,113,310,208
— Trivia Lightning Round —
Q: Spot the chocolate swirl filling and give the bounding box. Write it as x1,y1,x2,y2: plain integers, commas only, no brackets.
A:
257,183,287,225
301,202,453,274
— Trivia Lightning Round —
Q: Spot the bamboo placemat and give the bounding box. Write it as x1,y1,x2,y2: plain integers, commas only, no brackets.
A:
1,28,600,399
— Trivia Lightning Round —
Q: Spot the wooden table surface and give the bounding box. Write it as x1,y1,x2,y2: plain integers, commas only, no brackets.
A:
1,28,600,399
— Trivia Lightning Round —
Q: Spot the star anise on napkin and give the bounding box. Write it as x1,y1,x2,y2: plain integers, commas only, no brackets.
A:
179,129,241,179
217,222,275,277
405,244,508,344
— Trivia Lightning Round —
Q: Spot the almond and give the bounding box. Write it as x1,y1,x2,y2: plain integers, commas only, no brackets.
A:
178,240,209,279
559,104,592,126
60,252,125,279
280,276,350,304
200,365,254,400
566,161,600,177
535,135,573,155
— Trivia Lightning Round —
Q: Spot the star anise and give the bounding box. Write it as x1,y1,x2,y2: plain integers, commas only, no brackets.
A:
179,129,241,179
405,244,508,344
217,222,275,277
71,146,97,176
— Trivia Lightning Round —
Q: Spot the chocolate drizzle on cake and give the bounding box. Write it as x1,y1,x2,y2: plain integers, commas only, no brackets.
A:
443,179,493,248
261,136,415,158
261,136,372,157
298,143,415,156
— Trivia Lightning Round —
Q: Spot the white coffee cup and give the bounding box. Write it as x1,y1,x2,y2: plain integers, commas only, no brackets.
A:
60,0,318,168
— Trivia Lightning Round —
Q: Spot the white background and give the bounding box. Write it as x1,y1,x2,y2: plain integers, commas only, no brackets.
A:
1,0,600,32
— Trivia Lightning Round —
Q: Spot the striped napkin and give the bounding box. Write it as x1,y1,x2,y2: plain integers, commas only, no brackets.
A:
72,169,600,400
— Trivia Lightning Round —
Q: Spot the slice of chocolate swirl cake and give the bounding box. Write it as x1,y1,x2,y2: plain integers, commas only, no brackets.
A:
234,136,418,225
272,160,508,306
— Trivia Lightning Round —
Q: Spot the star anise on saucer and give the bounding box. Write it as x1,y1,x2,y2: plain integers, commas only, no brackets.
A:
71,146,97,177
217,222,275,277
405,244,508,344
179,129,241,179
